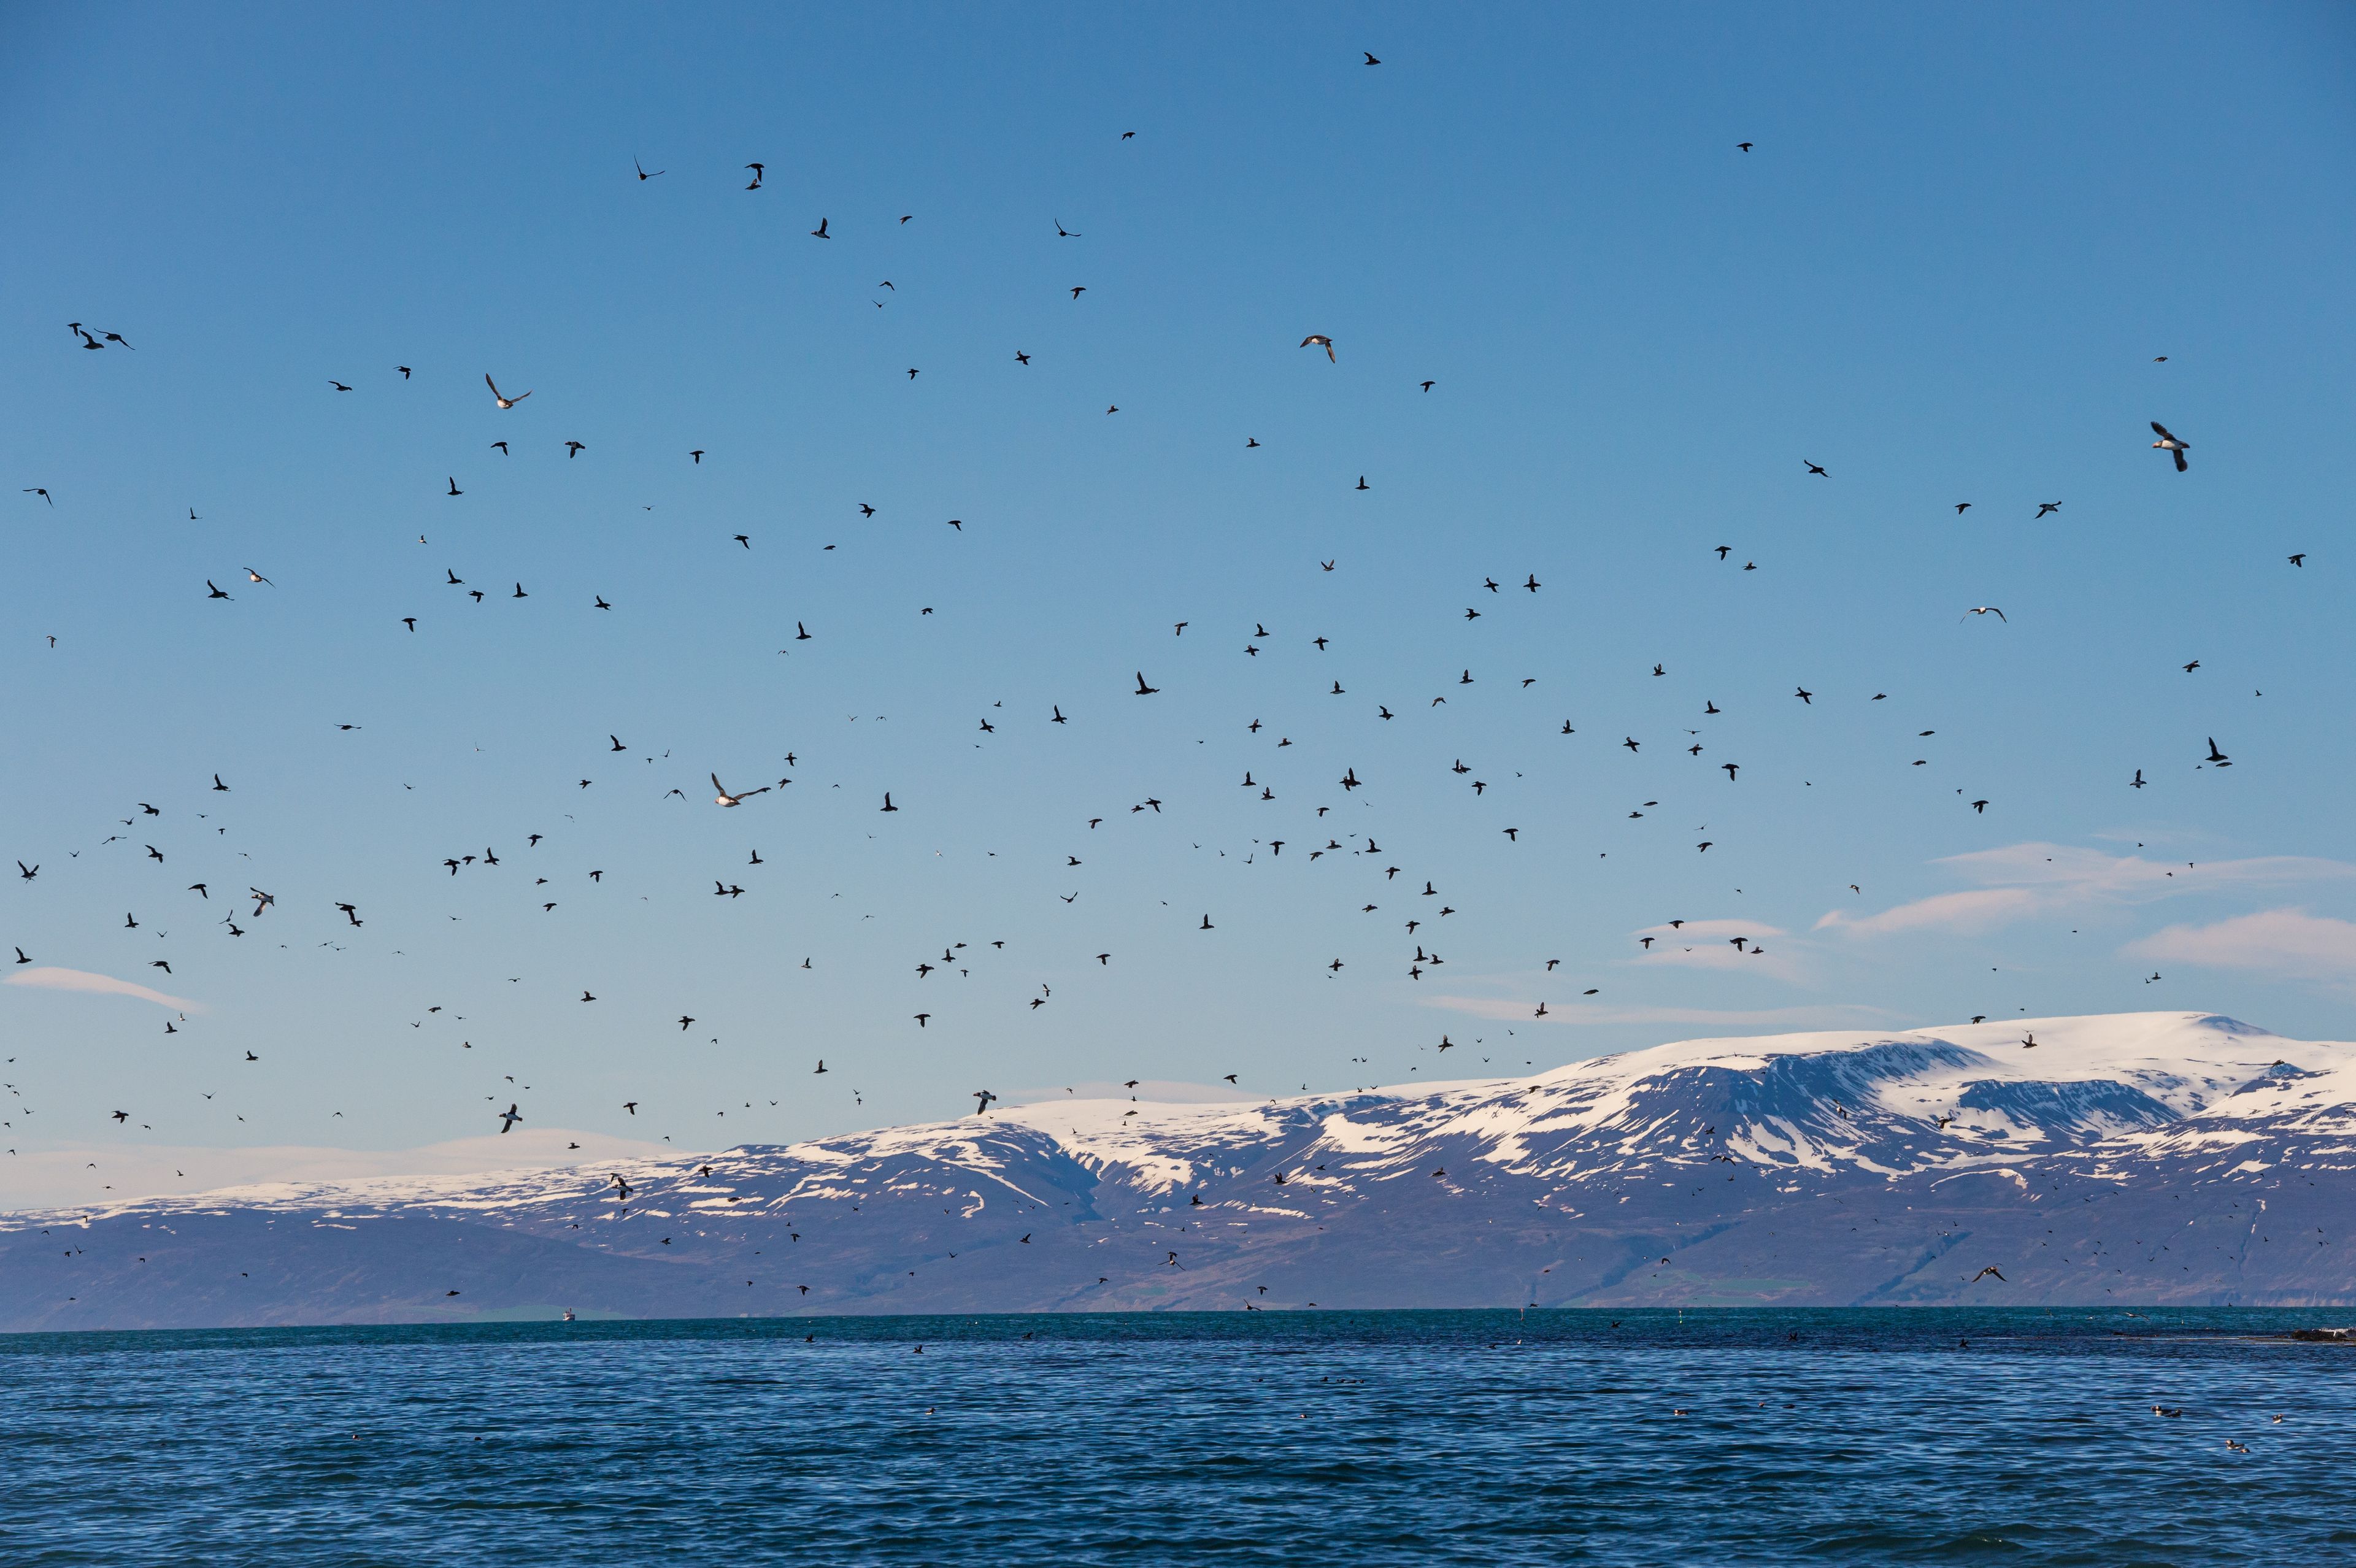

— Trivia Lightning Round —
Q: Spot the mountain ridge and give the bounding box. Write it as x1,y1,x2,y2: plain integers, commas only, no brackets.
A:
7,1011,2352,1329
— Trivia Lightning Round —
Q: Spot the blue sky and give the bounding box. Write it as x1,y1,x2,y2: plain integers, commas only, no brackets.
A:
5,3,2355,1181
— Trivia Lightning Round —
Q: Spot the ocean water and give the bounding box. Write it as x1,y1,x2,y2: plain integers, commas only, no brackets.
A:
6,1309,2353,1566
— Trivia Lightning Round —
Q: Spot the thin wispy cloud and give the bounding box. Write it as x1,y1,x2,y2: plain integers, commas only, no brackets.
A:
1817,844,2356,937
1419,995,1890,1028
1624,921,1807,981
1011,1079,1256,1107
2127,909,2356,987
4,966,201,1012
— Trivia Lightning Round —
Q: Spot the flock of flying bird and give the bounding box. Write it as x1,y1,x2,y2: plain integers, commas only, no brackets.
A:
9,79,2289,1201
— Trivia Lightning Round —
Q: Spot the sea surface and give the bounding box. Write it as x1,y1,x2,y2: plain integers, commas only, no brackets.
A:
6,1309,2353,1566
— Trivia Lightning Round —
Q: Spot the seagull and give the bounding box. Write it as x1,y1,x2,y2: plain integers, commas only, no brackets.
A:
1300,335,1336,362
712,774,769,807
2150,421,2190,472
485,375,530,409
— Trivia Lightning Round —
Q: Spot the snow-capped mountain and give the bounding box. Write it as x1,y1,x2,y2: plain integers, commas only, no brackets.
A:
6,1012,2352,1330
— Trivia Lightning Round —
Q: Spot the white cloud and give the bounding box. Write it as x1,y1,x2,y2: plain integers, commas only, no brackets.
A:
1419,994,1890,1028
2,1129,674,1212
2126,909,2356,986
1009,1078,1257,1107
4,965,202,1011
1817,843,2356,937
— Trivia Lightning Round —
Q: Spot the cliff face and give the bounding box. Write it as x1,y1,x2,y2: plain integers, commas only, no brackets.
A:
8,1012,2354,1330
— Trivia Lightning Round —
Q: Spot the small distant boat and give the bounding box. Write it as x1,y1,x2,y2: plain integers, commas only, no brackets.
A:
561,1310,577,1322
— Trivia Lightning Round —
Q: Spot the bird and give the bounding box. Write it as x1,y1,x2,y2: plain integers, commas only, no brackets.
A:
23,488,51,506
1963,606,2007,622
2035,502,2062,518
447,478,463,497
2288,553,2305,566
206,580,232,600
810,218,830,239
1134,672,1160,696
329,381,352,392
498,1104,522,1133
1804,460,1827,477
744,163,764,190
2150,421,2190,472
2206,737,2231,767
564,441,585,459
244,568,273,586
1969,1266,2006,1283
1301,336,1335,362
711,774,769,807
2131,769,2146,789
485,375,530,409
1364,52,1380,64
972,1090,997,1114
1737,141,1753,151
634,157,663,181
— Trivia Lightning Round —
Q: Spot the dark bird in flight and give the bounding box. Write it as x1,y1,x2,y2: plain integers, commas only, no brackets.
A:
744,163,764,190
2205,737,2230,767
1364,52,1380,64
1134,672,1160,695
2150,421,2190,472
1969,1266,2006,1283
2035,502,2062,518
1737,141,1753,151
810,218,830,239
565,441,586,458
485,375,530,409
498,1104,522,1133
329,381,352,392
1804,460,1827,477
23,488,51,505
1301,335,1335,362
447,477,463,496
206,580,232,599
634,157,663,180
